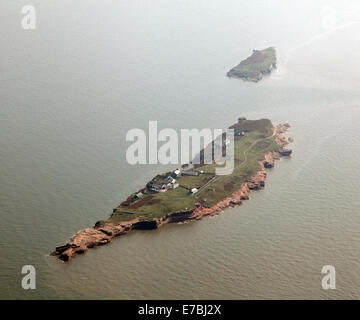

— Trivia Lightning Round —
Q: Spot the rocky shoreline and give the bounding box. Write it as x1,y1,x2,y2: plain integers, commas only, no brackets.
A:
51,124,292,262
227,47,277,83
227,62,276,83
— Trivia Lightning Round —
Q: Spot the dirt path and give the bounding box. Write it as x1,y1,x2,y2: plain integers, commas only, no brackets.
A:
195,135,270,195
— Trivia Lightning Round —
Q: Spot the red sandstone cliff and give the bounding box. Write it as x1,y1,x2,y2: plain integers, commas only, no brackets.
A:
52,124,292,262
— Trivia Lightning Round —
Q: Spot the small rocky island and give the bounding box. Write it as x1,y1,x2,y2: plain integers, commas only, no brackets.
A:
52,118,292,262
227,47,277,82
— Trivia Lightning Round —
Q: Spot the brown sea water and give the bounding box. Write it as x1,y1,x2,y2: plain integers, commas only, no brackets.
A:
1,0,360,299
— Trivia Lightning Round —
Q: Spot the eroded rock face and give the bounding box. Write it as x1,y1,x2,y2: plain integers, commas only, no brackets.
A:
51,220,138,261
132,220,158,230
279,147,292,156
52,124,293,262
264,152,275,168
274,124,292,156
165,210,196,223
50,165,269,262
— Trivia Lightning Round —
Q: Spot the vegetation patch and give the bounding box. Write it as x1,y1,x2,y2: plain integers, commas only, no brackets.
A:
227,47,276,82
104,119,282,224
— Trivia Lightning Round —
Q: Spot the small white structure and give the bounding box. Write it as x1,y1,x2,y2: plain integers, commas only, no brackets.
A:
173,169,181,177
190,188,198,194
169,183,179,190
164,176,176,185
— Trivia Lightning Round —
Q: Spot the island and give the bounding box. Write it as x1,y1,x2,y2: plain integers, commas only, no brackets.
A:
52,118,292,261
227,47,277,82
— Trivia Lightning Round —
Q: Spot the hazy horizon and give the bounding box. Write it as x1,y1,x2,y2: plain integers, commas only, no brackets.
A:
1,0,360,300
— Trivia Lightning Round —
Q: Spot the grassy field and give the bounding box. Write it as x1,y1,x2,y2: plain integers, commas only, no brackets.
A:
227,47,276,80
99,119,282,225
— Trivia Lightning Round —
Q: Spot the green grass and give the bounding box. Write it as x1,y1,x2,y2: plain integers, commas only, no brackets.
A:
227,47,276,80
98,123,282,226
177,174,213,189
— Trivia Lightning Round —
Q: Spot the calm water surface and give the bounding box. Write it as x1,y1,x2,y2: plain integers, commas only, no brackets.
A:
1,0,360,299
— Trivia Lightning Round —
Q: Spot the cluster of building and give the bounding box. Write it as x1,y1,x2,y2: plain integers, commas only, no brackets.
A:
148,168,201,195
149,169,181,193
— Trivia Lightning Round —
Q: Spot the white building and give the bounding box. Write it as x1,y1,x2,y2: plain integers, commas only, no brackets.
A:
173,169,181,177
164,176,176,185
169,183,179,190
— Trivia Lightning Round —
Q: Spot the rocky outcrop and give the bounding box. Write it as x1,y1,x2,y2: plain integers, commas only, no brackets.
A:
279,147,292,156
51,222,136,261
227,63,276,82
51,123,293,262
227,47,277,83
165,210,196,223
51,157,272,262
263,152,275,168
132,220,158,230
275,134,288,146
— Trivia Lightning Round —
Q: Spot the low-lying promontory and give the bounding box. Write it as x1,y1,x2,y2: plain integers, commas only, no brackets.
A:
52,118,292,262
227,47,277,82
